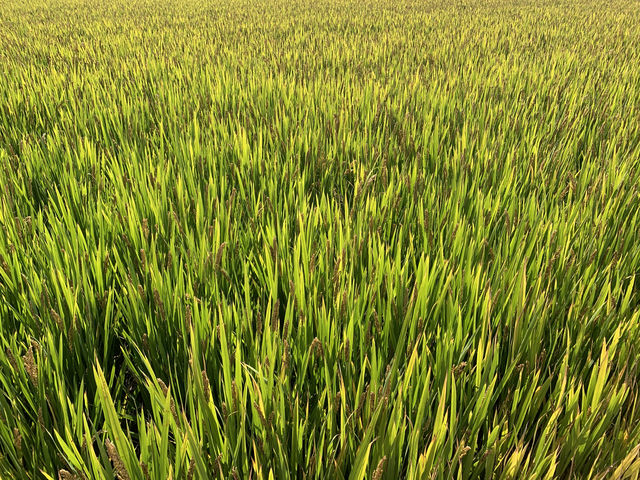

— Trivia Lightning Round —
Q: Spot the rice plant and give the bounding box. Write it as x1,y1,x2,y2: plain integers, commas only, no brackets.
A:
1,0,639,478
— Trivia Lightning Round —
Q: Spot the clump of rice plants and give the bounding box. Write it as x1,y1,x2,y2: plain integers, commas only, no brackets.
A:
1,0,640,478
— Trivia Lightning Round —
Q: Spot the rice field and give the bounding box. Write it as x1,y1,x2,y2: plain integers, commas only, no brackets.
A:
1,0,640,478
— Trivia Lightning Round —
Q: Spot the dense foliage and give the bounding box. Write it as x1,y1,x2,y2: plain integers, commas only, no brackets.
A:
1,0,640,478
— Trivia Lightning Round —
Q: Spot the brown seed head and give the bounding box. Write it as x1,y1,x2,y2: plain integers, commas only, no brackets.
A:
185,305,192,332
157,378,169,396
105,439,130,480
270,299,280,331
231,467,240,480
153,289,166,320
141,462,150,480
50,308,63,329
5,348,18,370
141,218,149,239
231,380,239,410
13,427,21,453
256,310,263,336
187,459,195,480
202,370,211,398
58,470,78,480
310,337,324,360
0,254,9,273
215,242,227,269
372,456,387,480
23,346,38,386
